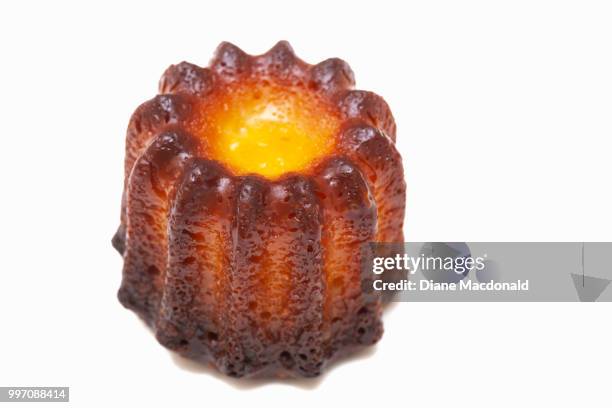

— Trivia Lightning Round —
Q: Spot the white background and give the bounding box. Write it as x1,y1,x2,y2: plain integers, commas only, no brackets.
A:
1,0,611,406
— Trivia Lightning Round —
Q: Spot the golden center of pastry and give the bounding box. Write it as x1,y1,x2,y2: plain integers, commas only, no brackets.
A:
210,82,340,178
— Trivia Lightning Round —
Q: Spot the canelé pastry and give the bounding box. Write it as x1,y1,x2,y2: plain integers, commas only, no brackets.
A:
113,41,405,378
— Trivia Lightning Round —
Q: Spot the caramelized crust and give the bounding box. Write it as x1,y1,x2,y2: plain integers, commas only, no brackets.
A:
314,158,380,351
114,41,405,378
310,58,355,94
338,123,406,243
118,130,198,323
336,91,397,141
159,62,214,96
124,95,195,183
